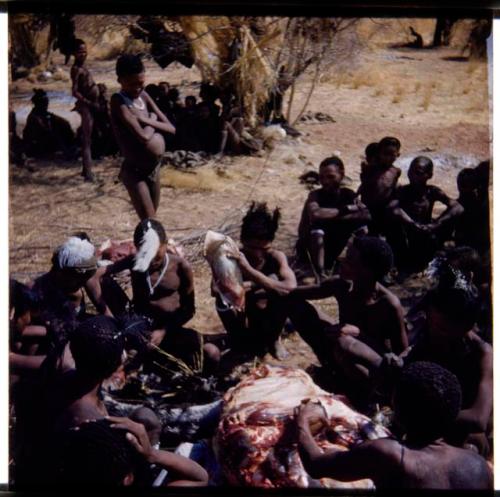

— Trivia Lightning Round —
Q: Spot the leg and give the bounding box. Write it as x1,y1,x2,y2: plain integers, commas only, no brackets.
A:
148,169,161,213
215,293,248,351
287,297,336,366
309,230,326,278
79,106,94,181
121,168,157,220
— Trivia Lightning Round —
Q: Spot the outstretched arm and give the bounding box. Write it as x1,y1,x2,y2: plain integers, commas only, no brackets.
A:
296,401,398,482
289,277,343,300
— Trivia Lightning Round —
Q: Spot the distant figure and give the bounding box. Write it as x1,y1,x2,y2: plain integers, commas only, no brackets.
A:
175,95,200,151
9,110,26,165
48,13,77,65
359,136,402,236
110,54,175,220
70,39,100,181
92,83,118,158
23,88,75,160
408,26,424,49
433,17,458,47
296,156,371,279
359,142,379,183
387,156,463,275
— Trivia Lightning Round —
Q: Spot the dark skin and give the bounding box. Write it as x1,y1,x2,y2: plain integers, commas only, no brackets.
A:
105,243,194,346
414,306,493,439
303,163,371,277
296,400,492,489
71,42,99,181
287,243,407,393
389,161,463,233
110,71,175,220
359,145,401,211
217,237,296,359
108,416,209,487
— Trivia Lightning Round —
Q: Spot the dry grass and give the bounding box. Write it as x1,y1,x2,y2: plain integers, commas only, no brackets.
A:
391,84,405,104
421,83,434,111
160,167,233,192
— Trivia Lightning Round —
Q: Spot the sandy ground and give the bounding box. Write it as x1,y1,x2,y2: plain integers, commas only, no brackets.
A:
9,20,490,363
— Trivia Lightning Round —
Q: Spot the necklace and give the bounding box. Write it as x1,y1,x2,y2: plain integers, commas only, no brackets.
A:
146,253,169,295
133,97,146,111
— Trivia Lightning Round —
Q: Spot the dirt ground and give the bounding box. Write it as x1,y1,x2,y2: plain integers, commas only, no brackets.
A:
9,18,491,367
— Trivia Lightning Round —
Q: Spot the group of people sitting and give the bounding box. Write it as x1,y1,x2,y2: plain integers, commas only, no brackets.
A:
9,40,258,179
9,137,493,487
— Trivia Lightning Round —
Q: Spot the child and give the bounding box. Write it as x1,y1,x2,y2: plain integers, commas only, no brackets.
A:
70,39,99,181
296,156,371,279
110,54,175,220
359,142,379,182
288,236,407,402
359,136,402,235
215,202,297,360
295,361,492,489
103,219,218,371
59,417,208,488
387,156,463,274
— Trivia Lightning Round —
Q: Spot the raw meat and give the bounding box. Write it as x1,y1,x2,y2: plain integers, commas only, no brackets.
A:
214,365,390,488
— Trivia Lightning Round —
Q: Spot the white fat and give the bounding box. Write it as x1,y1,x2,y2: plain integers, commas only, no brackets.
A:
134,223,160,272
57,237,95,268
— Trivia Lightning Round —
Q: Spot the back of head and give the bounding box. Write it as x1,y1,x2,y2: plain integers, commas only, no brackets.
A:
59,419,134,488
352,235,394,281
365,142,379,160
241,202,281,242
379,136,401,150
394,361,462,442
145,83,159,99
69,316,124,381
457,167,477,191
72,38,86,54
31,88,48,108
116,53,144,78
319,155,345,175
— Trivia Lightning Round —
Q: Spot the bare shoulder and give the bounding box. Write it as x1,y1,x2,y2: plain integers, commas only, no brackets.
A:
269,249,290,265
358,438,403,465
467,331,492,355
171,253,192,271
377,283,403,309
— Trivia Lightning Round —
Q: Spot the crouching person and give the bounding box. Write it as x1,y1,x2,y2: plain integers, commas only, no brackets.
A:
295,361,492,490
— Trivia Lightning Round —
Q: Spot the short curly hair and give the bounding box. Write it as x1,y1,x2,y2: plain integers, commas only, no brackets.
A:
116,53,144,78
352,235,394,281
394,361,462,442
59,419,135,488
69,316,124,381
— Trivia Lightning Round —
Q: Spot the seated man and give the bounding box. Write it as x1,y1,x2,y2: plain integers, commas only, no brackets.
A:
103,219,217,371
296,361,492,490
30,235,112,348
296,156,371,279
215,202,297,360
23,88,75,160
358,136,402,236
387,156,463,275
288,236,407,402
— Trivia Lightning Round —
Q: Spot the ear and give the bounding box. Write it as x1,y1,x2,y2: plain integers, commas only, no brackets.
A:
123,472,134,486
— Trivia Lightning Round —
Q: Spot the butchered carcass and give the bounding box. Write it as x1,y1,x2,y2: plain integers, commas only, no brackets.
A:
214,365,390,489
203,230,245,311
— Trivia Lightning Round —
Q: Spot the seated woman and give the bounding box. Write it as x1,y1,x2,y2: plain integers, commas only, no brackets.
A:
23,88,75,159
102,219,219,371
